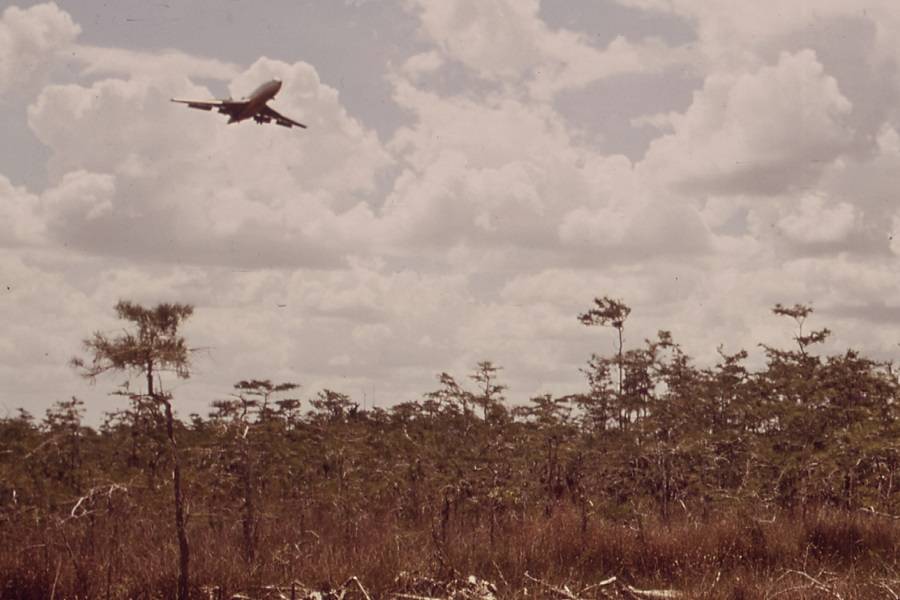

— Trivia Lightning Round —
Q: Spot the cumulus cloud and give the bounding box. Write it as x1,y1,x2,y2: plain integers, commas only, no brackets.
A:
776,194,857,245
558,199,710,255
26,56,392,267
614,0,896,67
74,46,239,81
42,170,116,223
0,2,79,97
0,250,106,415
382,151,554,248
640,50,853,195
380,75,712,261
382,83,582,250
620,2,900,165
401,51,444,79
389,81,576,168
7,0,900,421
0,175,44,246
404,0,692,99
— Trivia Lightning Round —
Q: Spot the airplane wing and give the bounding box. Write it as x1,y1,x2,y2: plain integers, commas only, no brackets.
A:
259,104,307,129
171,98,245,119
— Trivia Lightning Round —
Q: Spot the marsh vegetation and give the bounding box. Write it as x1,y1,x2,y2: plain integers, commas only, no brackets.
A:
3,299,900,598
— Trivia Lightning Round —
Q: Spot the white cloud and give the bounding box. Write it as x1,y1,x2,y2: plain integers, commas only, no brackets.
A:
776,193,857,245
382,84,589,250
74,45,239,81
382,49,716,262
407,0,546,81
877,124,900,154
0,2,79,97
0,175,44,246
353,323,394,346
615,1,898,69
28,77,208,178
891,215,900,256
0,249,107,416
558,198,709,254
529,35,694,101
25,56,392,267
640,50,852,195
42,170,115,223
401,51,444,79
7,0,900,422
389,82,576,170
382,151,556,247
405,0,691,99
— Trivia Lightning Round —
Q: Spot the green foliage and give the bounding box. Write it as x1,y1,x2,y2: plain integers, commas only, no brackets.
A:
71,300,194,388
578,296,631,330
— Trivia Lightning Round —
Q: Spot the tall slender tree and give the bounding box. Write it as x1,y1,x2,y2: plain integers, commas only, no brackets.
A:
469,361,507,422
72,300,195,600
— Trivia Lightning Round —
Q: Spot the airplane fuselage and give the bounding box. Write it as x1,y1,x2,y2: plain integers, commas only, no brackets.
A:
172,79,306,129
229,79,283,123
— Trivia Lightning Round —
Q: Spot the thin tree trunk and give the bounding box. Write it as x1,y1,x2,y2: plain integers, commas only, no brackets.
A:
162,396,190,600
617,326,624,398
148,361,190,599
242,434,256,563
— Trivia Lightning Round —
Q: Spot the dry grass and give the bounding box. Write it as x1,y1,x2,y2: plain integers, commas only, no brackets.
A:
4,504,900,598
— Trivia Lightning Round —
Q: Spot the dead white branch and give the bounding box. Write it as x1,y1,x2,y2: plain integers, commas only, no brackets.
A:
879,582,899,600
68,483,128,519
783,570,844,600
344,575,373,600
860,506,900,520
578,576,618,596
524,572,587,600
621,584,683,599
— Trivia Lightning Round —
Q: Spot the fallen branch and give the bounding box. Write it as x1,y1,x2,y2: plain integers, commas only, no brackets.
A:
523,572,584,600
860,506,900,521
783,570,843,600
345,576,373,600
68,483,129,519
879,582,899,600
49,560,61,600
621,584,683,599
491,561,509,591
578,577,618,597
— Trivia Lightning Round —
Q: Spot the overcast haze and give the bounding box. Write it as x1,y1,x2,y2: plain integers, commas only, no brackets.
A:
3,0,900,421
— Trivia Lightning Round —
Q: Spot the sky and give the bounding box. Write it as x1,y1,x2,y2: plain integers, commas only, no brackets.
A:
3,0,900,422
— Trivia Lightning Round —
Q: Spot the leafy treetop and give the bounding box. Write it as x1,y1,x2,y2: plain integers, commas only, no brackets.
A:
71,300,195,393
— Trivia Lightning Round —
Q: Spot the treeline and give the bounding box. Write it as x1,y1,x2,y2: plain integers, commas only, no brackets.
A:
2,298,900,598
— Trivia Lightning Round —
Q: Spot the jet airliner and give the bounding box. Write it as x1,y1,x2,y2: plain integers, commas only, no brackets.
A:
171,80,307,129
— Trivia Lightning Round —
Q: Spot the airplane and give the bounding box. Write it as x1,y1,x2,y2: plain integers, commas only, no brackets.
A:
171,79,307,129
